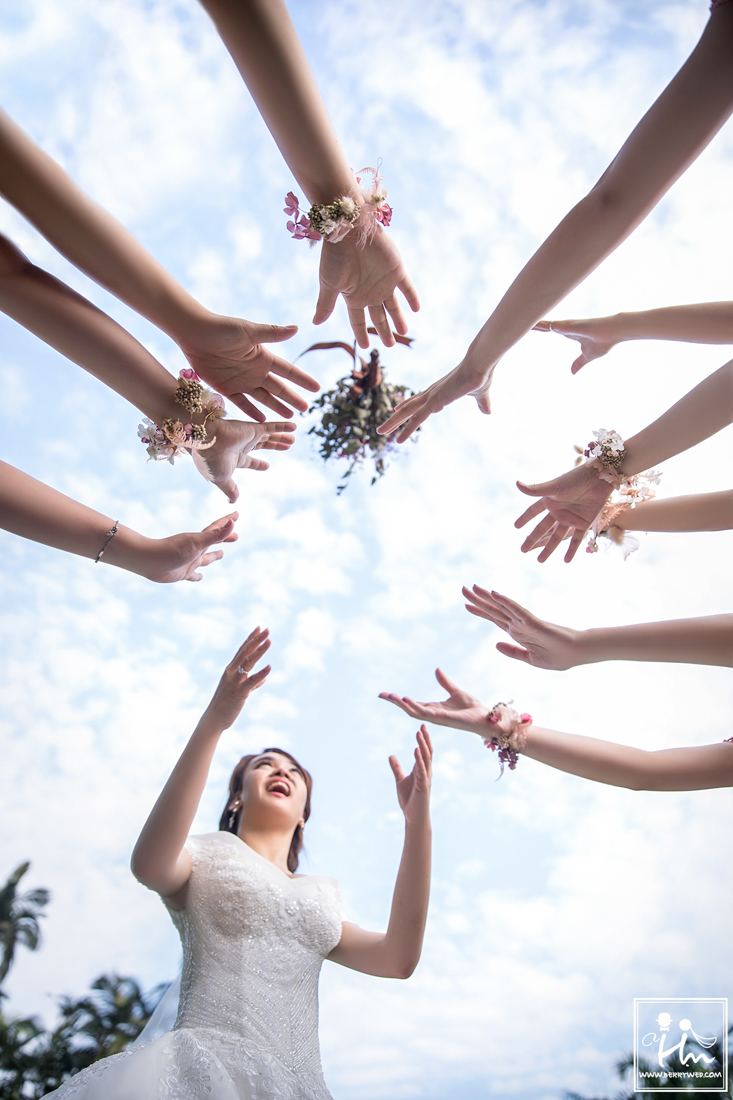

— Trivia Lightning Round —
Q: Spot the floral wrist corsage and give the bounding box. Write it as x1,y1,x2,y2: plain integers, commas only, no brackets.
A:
138,369,226,464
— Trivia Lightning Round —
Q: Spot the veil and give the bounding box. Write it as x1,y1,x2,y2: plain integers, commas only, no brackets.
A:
133,972,181,1046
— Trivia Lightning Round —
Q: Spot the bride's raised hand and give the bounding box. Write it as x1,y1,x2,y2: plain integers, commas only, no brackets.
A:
389,725,432,827
380,669,490,736
192,418,297,503
463,586,582,670
202,628,272,732
533,318,618,375
179,314,319,421
314,230,419,349
515,463,612,563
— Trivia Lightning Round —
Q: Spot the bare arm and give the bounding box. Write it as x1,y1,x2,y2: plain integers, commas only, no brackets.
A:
0,461,238,583
463,587,733,669
0,108,316,418
378,4,733,439
130,630,271,899
197,0,419,347
535,302,733,374
0,236,297,503
614,490,733,532
379,671,733,793
328,727,432,979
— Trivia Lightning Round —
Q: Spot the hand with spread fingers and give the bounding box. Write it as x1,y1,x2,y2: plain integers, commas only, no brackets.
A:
202,628,272,732
314,229,420,350
380,669,490,737
192,418,297,503
515,463,613,563
532,318,619,374
463,586,582,670
179,314,320,421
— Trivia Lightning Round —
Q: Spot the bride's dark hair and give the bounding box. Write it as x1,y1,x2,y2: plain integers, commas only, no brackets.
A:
219,748,313,873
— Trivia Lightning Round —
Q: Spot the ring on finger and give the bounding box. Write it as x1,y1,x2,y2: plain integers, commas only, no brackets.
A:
237,666,247,675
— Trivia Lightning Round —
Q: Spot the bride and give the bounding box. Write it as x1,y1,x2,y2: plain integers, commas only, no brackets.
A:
49,627,433,1099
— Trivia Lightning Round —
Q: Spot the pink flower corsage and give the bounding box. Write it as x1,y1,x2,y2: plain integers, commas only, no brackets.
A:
285,166,392,247
138,370,225,463
483,703,533,777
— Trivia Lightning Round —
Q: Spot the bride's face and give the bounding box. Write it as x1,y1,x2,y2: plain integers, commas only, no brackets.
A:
239,751,308,829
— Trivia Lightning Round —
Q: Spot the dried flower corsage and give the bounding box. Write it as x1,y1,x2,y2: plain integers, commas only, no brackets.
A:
483,703,533,777
584,428,627,488
138,369,226,463
299,331,417,493
586,469,662,558
285,166,392,247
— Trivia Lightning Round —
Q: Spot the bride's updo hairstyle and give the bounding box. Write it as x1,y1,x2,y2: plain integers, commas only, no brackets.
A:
219,748,313,873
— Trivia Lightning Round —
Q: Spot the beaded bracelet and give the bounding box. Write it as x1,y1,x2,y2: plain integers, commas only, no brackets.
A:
285,167,392,247
138,370,226,464
482,703,533,777
95,521,119,563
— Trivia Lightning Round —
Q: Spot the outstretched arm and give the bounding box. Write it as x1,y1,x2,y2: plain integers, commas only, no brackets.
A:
328,727,432,979
0,235,296,503
613,489,733,532
463,586,733,669
534,301,733,374
515,358,733,561
0,107,316,419
378,4,733,439
130,630,271,899
197,0,419,348
0,461,238,582
380,671,733,792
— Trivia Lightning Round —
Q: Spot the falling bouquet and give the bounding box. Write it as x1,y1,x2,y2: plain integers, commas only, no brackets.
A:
301,331,418,494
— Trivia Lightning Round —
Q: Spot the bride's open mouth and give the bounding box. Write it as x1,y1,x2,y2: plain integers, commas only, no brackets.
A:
266,779,291,797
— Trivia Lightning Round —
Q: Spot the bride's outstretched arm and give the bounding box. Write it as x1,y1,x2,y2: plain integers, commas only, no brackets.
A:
0,107,316,420
380,673,733,792
378,4,733,440
197,0,419,348
0,461,238,582
130,631,271,898
534,301,733,374
463,587,733,669
328,726,432,980
0,235,296,504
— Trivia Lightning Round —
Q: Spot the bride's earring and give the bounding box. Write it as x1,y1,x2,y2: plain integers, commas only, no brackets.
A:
228,800,241,830
298,819,305,829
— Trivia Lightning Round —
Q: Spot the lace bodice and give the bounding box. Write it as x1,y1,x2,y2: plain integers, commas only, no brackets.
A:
167,833,344,1076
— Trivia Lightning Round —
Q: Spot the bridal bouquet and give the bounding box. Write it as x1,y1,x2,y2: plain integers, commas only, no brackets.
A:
301,333,418,494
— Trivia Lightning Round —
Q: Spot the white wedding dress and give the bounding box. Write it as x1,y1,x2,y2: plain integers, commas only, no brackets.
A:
48,832,345,1100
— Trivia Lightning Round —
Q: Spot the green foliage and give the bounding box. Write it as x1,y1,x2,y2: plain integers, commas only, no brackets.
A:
0,864,50,986
0,863,161,1098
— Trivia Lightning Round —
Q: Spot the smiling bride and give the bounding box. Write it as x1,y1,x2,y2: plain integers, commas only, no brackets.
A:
46,628,433,1100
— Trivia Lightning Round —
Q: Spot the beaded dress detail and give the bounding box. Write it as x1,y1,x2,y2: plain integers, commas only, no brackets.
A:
45,833,344,1100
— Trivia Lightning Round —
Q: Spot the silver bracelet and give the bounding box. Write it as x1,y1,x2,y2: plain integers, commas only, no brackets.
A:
95,521,119,564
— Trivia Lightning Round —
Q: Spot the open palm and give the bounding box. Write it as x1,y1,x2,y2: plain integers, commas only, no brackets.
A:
515,462,613,562
380,669,489,735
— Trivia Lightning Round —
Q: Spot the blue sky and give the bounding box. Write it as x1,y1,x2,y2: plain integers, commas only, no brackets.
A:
1,1,732,1098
